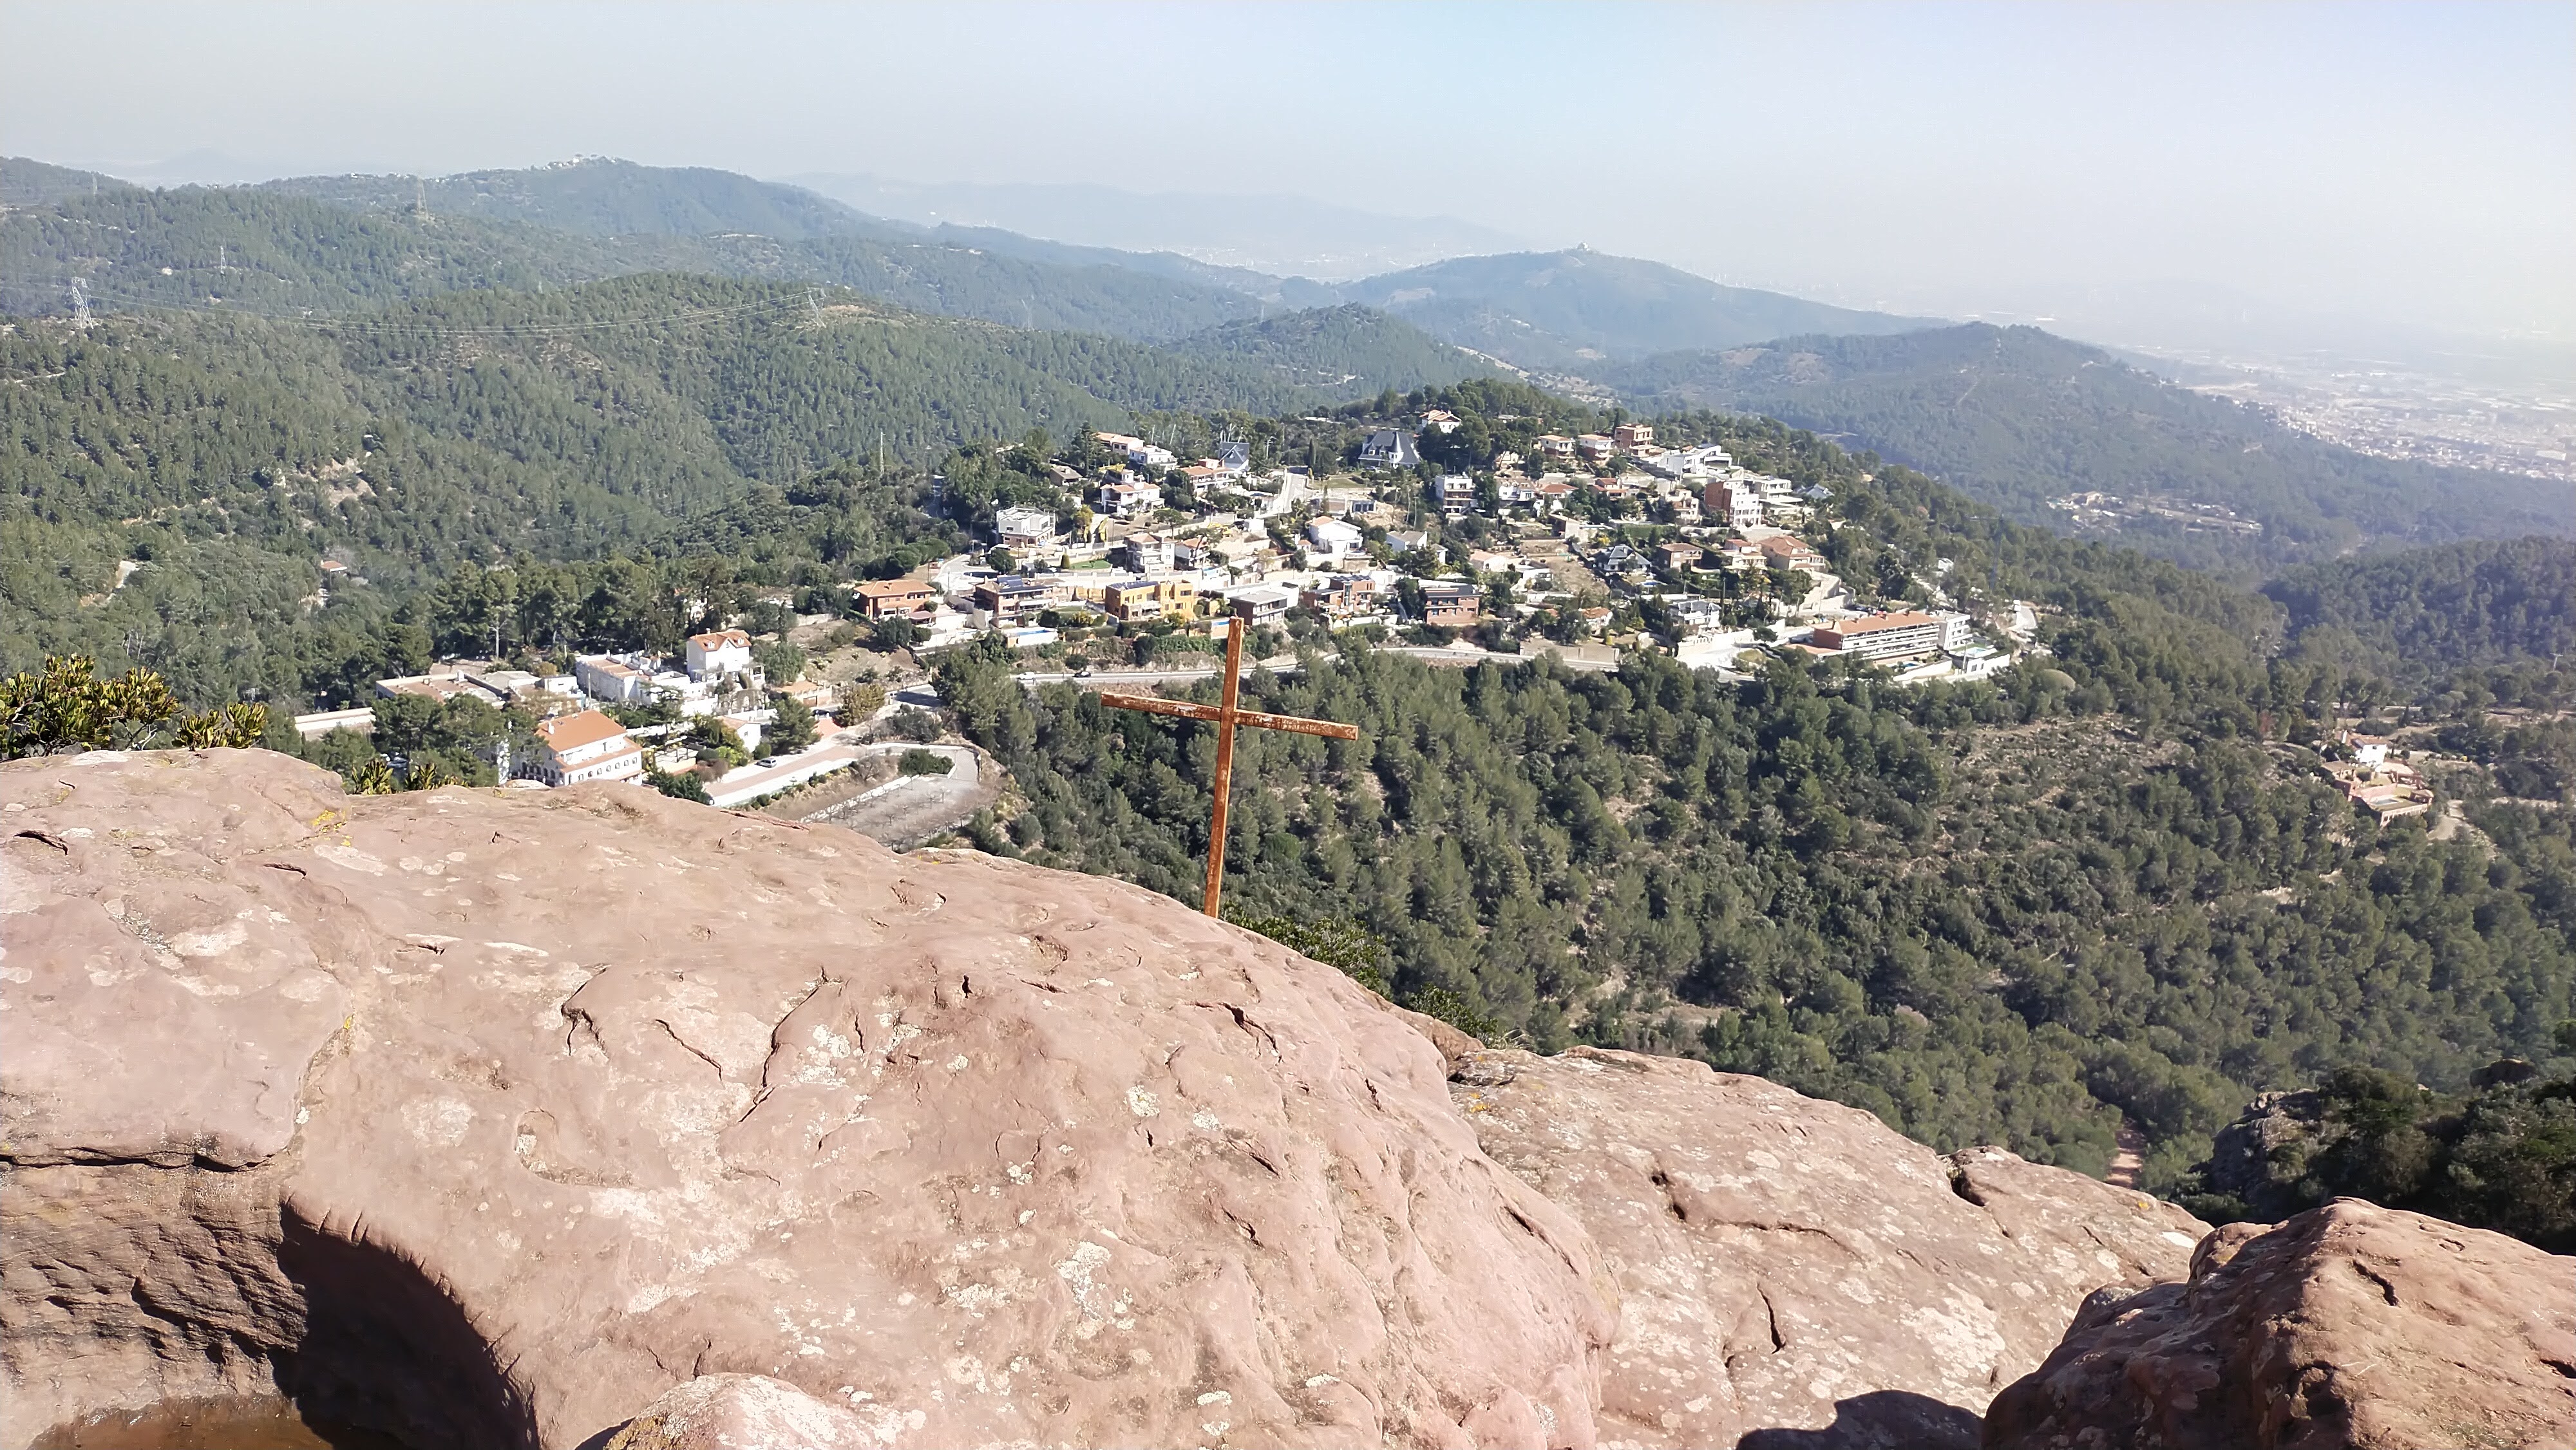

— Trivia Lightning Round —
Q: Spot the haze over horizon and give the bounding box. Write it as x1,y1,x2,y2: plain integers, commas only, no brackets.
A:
8,1,2570,354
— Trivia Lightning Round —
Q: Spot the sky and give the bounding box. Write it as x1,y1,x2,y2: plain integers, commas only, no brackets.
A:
8,1,2571,343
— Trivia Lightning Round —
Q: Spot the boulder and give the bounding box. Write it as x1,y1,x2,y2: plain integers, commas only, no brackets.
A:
1982,1198,2576,1449
2193,1088,2331,1219
1453,1048,2209,1449
3,750,1615,1449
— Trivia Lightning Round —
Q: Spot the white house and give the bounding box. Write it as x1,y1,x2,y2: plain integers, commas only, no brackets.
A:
1229,585,1297,626
995,505,1059,550
685,628,753,683
1119,532,1175,572
575,655,656,706
1647,444,1734,480
1097,478,1163,519
1667,596,1730,637
1305,517,1363,561
1094,431,1174,469
528,710,644,787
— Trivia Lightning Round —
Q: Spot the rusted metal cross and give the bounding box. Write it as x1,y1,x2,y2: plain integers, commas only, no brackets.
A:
1097,621,1358,917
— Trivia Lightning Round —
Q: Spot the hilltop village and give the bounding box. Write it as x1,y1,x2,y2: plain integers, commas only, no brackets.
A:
292,394,2040,809
292,389,2484,836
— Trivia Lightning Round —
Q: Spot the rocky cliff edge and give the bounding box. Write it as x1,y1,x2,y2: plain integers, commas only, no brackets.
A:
5,750,2210,1449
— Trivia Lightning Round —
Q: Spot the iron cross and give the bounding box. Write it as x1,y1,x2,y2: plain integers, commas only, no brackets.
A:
1097,621,1358,917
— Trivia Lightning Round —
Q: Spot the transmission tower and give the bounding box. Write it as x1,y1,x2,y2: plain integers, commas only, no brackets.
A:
68,278,95,330
804,287,826,325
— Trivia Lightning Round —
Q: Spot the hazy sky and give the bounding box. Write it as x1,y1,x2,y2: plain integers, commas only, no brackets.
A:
8,1,2570,339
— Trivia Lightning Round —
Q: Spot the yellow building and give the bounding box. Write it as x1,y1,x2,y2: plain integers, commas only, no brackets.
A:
1103,578,1209,623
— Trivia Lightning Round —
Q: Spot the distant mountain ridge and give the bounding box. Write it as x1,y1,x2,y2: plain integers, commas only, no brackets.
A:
0,163,1266,344
1602,324,2575,571
1334,249,1942,371
12,153,2565,581
788,171,1526,281
262,158,868,240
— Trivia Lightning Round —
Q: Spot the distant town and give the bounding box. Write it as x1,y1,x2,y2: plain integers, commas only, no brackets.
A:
296,409,2052,806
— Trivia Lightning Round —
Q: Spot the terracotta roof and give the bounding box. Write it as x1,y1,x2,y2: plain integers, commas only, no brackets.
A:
690,629,750,650
536,710,629,752
853,579,934,599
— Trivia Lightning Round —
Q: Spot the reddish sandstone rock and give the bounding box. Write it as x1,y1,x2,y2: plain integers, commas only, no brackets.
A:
1454,1048,2209,1449
3,750,1614,1449
1982,1198,2576,1449
603,1375,879,1450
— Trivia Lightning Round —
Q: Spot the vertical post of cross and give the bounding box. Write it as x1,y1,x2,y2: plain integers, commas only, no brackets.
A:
1200,621,1246,916
1097,625,1356,919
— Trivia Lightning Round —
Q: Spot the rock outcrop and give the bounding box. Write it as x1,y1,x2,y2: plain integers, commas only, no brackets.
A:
1452,1048,2209,1449
3,749,2224,1449
4,751,1611,1449
1984,1198,2576,1449
2192,1087,2331,1219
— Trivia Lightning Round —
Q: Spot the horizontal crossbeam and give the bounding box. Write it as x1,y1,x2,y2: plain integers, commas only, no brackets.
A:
1095,691,1360,740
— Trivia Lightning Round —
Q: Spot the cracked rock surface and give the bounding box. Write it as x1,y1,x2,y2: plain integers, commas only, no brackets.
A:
5,749,2237,1450
1984,1198,2576,1449
3,750,1613,1448
1451,1048,2210,1449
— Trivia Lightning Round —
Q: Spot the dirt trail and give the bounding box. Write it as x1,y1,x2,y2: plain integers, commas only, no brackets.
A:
2107,1118,2146,1189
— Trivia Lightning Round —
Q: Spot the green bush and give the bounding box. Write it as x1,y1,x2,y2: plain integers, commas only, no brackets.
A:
2182,1050,2576,1253
1,655,268,759
898,748,952,776
1226,910,1390,995
647,767,712,804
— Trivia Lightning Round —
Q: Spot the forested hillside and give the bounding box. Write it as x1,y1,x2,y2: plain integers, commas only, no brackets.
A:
2264,538,2576,682
930,405,2575,1189
1336,249,1935,370
0,274,1341,693
1602,325,2573,572
263,157,871,239
1169,305,1494,395
0,165,1260,342
0,156,126,207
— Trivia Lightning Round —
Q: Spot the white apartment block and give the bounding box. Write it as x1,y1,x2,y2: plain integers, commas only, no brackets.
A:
1810,611,1973,661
